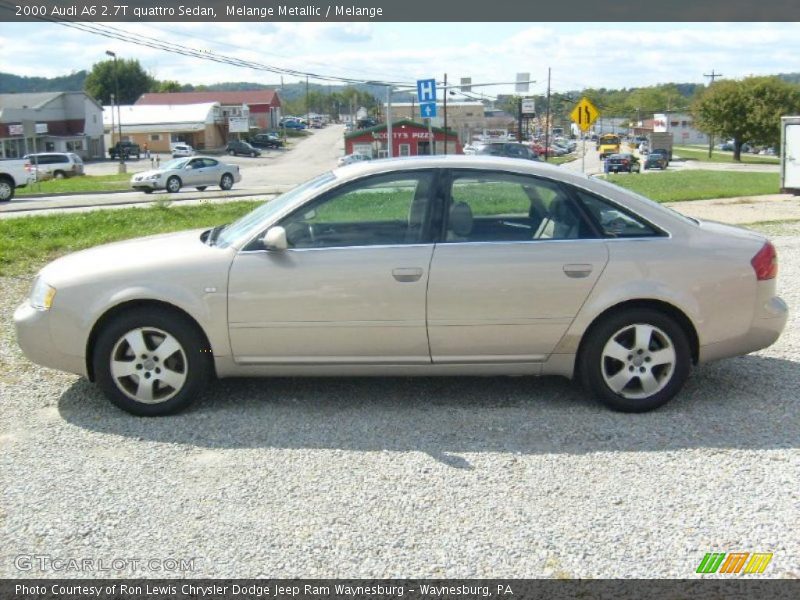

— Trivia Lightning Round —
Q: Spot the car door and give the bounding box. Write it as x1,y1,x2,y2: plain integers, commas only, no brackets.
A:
196,158,221,186
227,170,440,364
426,169,609,363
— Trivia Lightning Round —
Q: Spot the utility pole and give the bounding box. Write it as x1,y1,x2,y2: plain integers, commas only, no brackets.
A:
443,73,448,155
386,85,393,158
544,67,551,161
305,75,310,127
517,97,523,142
703,69,722,158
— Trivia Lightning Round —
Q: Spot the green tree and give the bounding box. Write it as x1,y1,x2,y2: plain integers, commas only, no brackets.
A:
84,58,155,105
693,76,800,160
155,80,182,93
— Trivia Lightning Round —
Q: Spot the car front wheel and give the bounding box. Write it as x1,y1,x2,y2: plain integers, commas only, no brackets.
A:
166,176,181,193
579,308,691,412
220,173,234,190
0,178,14,202
93,308,211,416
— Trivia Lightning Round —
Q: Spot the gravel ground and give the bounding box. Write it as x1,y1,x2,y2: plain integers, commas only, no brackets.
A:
1,236,798,579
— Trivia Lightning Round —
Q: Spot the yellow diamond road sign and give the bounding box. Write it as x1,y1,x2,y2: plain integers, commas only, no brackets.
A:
570,97,600,132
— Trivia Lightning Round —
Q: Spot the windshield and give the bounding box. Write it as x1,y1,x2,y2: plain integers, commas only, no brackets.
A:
215,171,337,247
162,158,190,170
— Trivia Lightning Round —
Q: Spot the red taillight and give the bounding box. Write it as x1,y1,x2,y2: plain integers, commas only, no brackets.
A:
751,241,778,281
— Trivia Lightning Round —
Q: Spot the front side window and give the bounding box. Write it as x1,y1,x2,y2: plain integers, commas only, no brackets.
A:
279,171,436,249
445,171,597,242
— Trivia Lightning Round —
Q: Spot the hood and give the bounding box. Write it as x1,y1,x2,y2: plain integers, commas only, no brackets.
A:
131,169,165,180
39,228,229,287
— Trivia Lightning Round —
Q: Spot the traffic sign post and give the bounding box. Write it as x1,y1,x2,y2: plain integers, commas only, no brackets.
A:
570,97,599,133
570,97,600,173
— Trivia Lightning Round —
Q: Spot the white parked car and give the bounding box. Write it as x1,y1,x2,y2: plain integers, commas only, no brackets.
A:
130,156,241,194
337,153,371,167
171,144,194,158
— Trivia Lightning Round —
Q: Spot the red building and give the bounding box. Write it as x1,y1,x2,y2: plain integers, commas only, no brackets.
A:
344,120,462,158
135,90,282,131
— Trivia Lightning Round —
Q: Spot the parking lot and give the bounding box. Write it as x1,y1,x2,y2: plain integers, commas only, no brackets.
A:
1,225,798,577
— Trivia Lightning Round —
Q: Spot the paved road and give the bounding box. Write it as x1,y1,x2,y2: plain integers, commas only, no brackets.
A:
1,125,345,217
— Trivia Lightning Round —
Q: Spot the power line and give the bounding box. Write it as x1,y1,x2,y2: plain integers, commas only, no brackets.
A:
704,69,723,84
0,1,411,87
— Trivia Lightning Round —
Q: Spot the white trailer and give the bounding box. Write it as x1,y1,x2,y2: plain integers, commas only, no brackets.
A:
781,116,800,195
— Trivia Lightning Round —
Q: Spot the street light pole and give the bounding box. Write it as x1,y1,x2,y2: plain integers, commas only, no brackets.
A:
105,50,125,174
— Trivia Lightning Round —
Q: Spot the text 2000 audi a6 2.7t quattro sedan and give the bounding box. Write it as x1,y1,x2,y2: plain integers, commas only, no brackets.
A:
15,156,787,415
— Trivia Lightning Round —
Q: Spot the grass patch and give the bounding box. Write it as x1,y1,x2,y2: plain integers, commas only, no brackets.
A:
17,173,132,196
605,170,780,202
546,155,574,166
673,145,780,165
739,219,800,237
0,200,263,276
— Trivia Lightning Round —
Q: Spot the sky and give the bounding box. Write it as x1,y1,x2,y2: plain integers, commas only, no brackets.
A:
1,21,798,96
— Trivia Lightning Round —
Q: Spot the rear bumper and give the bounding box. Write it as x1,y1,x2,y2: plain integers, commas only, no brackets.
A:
699,295,788,363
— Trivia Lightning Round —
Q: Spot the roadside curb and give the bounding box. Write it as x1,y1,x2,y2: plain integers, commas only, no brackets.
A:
1,190,283,215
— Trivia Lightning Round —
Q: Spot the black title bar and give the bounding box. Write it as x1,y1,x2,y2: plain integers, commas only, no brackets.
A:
2,0,800,21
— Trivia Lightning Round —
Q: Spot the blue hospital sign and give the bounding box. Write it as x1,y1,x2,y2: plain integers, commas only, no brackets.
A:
417,79,437,103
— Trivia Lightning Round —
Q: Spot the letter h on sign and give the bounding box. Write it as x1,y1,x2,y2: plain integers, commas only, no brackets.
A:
417,79,436,103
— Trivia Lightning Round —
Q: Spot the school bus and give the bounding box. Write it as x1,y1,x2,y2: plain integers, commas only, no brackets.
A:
597,134,621,159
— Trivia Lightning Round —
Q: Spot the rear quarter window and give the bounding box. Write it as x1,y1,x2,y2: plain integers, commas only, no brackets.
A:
575,190,664,238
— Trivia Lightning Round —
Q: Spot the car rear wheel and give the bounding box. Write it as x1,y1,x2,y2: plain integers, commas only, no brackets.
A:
228,150,235,156
579,308,691,412
53,170,66,179
166,176,181,193
220,173,234,191
93,308,211,416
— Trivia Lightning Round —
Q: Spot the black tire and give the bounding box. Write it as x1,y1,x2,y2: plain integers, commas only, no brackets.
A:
578,308,691,413
93,307,211,416
220,173,234,191
196,186,207,191
251,152,257,157
0,177,14,202
228,150,236,156
53,170,66,179
166,176,181,193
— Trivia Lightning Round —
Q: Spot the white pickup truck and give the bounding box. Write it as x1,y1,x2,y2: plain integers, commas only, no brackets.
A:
0,158,33,202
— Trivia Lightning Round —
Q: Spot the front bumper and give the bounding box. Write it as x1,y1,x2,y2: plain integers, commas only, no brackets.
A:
14,301,87,377
131,179,163,191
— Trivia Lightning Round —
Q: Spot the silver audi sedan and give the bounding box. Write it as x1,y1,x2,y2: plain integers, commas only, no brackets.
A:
130,156,241,194
15,156,787,415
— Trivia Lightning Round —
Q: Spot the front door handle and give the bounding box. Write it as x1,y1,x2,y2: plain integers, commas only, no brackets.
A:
563,264,593,278
392,267,423,282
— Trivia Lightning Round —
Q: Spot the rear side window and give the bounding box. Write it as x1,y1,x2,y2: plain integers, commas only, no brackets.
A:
575,190,663,238
445,170,598,242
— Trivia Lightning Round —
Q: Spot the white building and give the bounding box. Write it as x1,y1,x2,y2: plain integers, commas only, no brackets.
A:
653,113,709,145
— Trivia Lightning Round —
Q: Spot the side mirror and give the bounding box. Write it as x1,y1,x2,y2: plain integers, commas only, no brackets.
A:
261,226,288,251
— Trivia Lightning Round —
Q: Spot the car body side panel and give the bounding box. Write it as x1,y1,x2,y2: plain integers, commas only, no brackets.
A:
550,237,760,359
227,245,434,364
427,240,609,362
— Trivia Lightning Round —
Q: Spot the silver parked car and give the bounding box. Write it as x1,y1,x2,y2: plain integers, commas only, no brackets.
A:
130,156,241,194
15,156,787,416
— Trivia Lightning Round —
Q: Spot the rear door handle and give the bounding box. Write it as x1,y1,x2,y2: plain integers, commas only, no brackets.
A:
392,267,423,282
563,264,593,278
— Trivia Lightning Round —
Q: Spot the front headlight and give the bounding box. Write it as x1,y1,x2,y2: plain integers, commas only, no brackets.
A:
147,173,162,180
30,278,56,311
